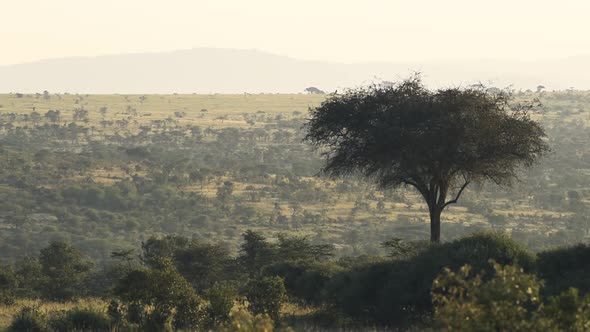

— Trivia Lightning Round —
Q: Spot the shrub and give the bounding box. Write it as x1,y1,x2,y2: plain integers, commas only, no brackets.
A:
126,303,146,325
245,276,287,320
106,299,124,323
538,244,590,297
8,306,49,332
541,288,590,331
432,260,590,331
293,262,342,305
114,258,206,331
206,281,238,324
0,264,17,305
48,308,112,332
324,232,536,325
216,309,275,332
38,241,93,301
266,261,342,305
432,260,547,331
173,292,208,331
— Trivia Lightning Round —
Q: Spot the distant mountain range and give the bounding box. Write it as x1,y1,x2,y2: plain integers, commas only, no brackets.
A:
0,48,588,93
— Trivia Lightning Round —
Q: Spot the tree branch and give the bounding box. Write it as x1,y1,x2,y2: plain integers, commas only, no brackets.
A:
441,180,471,210
403,178,428,201
437,181,448,207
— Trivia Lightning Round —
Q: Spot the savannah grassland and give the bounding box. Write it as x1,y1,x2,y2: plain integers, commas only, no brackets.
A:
1,91,587,239
0,91,590,328
0,93,450,238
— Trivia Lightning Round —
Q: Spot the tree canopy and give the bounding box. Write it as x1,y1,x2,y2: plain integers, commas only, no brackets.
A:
304,76,549,242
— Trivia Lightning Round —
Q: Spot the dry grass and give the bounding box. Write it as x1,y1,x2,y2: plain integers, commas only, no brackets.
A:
0,93,325,132
0,298,107,330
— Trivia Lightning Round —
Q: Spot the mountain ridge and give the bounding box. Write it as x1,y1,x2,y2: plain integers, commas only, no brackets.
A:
1,48,588,93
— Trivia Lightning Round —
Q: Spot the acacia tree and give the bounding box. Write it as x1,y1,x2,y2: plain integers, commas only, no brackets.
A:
304,76,549,242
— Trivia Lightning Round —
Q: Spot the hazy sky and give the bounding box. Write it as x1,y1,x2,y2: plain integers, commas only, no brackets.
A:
2,0,589,66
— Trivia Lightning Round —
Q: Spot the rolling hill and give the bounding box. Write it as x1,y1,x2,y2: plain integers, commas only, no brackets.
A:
0,48,588,93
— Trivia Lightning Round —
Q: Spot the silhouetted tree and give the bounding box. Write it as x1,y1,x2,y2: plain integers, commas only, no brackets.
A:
305,76,549,242
239,231,275,277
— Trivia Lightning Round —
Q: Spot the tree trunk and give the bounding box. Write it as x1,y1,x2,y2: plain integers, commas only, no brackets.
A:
429,206,442,242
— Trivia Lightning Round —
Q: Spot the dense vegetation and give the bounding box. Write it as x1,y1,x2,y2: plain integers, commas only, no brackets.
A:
0,90,589,330
0,91,589,262
2,232,590,330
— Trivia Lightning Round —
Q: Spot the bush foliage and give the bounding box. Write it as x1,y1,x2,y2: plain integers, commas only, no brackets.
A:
432,260,590,331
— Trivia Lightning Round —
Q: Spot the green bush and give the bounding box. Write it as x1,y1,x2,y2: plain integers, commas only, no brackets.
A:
541,288,590,331
173,292,208,331
245,276,287,321
38,241,93,301
216,309,275,332
432,260,590,331
206,281,238,324
538,244,590,297
15,256,44,299
8,306,49,332
266,261,342,305
106,299,123,323
324,232,536,326
48,308,112,332
114,258,206,331
0,264,17,305
126,303,146,325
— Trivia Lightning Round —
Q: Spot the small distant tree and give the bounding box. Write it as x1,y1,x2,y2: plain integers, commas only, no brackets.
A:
99,106,108,117
111,249,136,269
239,231,275,277
29,111,41,124
276,233,334,262
174,242,232,291
305,75,549,242
536,85,546,93
73,108,89,122
141,235,189,267
304,87,325,94
44,110,61,123
216,181,235,207
376,199,386,212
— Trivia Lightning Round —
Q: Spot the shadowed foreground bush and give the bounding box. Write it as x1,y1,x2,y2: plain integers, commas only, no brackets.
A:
8,306,49,332
323,232,536,325
245,276,287,321
264,261,343,305
433,260,590,331
206,281,238,326
48,308,112,331
114,258,207,331
538,243,590,297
